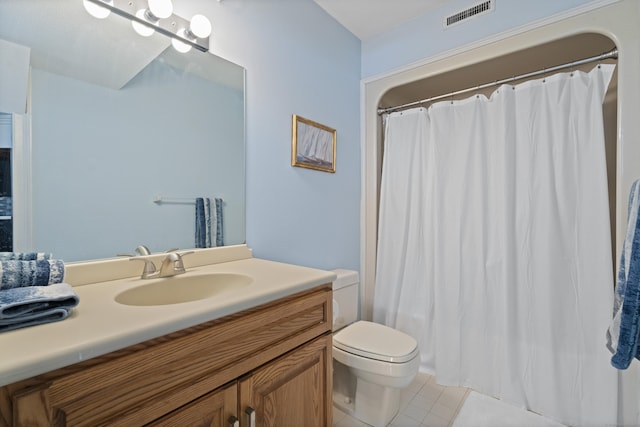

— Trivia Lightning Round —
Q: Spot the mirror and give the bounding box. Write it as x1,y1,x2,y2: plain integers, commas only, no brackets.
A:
0,1,245,262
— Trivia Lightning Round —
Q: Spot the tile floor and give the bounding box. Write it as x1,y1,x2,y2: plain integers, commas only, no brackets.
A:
332,372,469,427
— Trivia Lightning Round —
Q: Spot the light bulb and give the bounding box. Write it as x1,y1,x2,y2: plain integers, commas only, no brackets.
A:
83,0,113,19
189,14,212,38
148,0,173,19
132,9,155,37
172,29,192,53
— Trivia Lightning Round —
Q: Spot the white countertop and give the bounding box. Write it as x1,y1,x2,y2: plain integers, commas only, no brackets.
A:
0,255,336,387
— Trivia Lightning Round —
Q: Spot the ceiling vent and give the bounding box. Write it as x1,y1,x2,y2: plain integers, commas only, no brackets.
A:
444,0,495,28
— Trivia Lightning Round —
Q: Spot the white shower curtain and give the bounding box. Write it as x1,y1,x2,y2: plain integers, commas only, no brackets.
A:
373,64,617,426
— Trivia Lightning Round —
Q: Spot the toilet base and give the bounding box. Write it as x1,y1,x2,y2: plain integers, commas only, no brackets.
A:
353,377,400,427
332,389,356,415
333,359,357,414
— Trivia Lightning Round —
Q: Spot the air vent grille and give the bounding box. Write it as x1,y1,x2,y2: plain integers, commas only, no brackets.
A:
445,0,494,27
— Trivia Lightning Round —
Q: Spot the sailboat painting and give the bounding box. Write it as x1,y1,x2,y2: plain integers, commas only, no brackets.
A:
291,114,336,173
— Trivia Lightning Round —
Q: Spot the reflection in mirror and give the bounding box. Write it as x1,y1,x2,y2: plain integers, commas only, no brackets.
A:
0,1,246,262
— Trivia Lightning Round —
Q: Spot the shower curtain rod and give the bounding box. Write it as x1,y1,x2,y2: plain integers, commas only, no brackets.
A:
377,48,618,115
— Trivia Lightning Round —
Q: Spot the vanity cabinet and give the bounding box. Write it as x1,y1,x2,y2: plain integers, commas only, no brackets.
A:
0,284,333,427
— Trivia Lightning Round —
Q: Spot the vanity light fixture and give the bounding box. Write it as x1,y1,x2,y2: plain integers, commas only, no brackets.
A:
82,0,211,52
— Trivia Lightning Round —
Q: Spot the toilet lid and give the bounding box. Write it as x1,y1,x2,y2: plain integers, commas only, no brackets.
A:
333,321,418,363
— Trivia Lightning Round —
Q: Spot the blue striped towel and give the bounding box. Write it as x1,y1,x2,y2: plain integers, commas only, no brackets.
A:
0,259,65,290
195,197,224,248
0,252,52,261
0,282,79,332
214,197,223,247
607,179,640,369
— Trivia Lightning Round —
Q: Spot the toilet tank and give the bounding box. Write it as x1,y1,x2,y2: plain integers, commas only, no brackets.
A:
332,269,359,332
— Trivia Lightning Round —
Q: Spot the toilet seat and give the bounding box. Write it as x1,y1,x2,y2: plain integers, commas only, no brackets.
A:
333,321,418,363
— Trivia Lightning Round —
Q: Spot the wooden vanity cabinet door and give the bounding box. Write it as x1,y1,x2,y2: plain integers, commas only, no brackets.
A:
146,382,238,427
238,334,332,427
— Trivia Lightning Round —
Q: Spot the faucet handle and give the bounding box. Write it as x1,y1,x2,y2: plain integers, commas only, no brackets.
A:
177,251,194,270
117,245,152,257
135,245,152,256
129,257,158,279
173,251,194,272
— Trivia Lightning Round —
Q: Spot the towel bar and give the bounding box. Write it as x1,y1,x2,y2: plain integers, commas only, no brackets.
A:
153,195,224,205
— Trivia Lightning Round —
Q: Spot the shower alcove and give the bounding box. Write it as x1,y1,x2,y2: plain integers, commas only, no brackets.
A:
362,2,640,424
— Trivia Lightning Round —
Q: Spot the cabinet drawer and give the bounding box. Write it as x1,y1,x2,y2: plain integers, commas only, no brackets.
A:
5,284,331,426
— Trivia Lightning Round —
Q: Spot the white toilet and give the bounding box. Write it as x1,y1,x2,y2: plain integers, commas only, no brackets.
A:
332,269,420,427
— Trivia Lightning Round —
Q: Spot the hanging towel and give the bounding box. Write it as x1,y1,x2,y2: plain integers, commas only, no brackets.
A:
0,252,52,261
607,179,640,369
195,197,224,248
214,197,223,247
0,282,79,332
0,259,65,290
195,197,211,248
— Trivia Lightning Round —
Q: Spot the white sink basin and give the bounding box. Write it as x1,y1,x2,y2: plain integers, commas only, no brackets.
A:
115,273,253,306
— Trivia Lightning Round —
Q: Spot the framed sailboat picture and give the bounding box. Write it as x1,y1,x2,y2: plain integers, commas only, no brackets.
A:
291,114,336,173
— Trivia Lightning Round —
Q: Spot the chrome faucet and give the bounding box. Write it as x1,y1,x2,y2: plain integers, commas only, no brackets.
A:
159,251,193,278
128,247,193,279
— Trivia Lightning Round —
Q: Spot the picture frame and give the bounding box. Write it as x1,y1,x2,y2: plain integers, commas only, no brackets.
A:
291,114,336,173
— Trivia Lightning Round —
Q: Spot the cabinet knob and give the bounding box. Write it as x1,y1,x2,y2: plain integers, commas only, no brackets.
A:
228,415,239,427
245,407,256,427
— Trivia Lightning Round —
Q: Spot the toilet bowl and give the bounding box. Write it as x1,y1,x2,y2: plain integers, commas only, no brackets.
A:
331,270,420,427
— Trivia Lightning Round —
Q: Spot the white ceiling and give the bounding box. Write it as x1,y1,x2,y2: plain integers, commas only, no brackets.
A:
313,0,454,40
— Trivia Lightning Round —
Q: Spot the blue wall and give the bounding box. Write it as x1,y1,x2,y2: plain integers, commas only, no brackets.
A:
183,0,362,271
361,0,605,78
